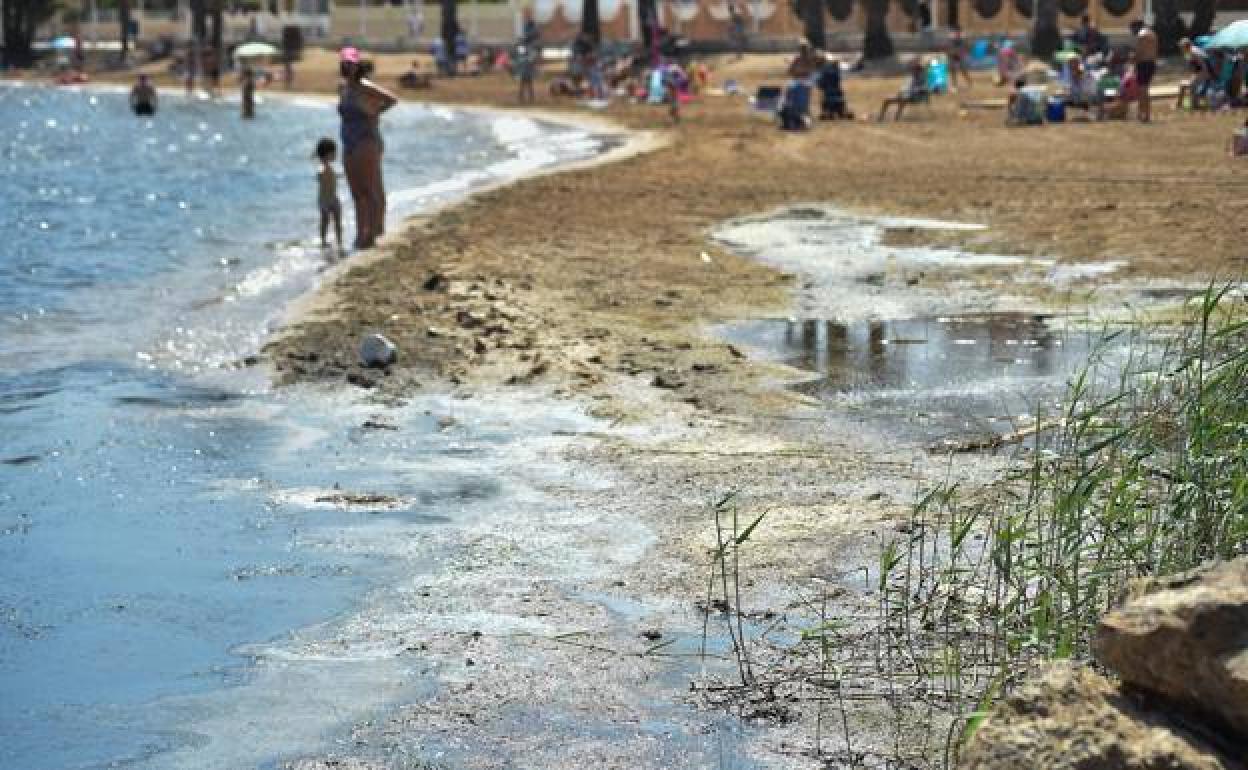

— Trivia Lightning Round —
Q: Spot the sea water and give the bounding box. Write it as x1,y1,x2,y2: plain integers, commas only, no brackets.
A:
0,84,603,770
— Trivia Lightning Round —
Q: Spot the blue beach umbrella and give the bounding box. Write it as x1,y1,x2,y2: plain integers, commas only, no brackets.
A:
1207,20,1248,50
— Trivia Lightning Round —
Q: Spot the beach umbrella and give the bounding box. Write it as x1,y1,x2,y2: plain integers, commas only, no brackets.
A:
50,36,77,50
1207,20,1248,50
233,41,280,60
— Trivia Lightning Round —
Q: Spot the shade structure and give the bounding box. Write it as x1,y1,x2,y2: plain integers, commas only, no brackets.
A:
1207,20,1248,50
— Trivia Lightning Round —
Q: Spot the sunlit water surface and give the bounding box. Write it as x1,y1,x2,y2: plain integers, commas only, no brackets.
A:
0,84,604,770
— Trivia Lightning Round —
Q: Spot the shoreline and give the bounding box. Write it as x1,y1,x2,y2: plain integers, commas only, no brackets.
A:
8,55,1243,768
276,105,668,342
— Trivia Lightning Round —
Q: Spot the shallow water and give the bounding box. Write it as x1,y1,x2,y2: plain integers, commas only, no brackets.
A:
719,313,1114,444
0,85,627,769
712,206,1136,446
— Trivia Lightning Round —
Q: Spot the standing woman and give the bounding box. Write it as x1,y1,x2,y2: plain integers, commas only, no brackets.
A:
338,47,397,250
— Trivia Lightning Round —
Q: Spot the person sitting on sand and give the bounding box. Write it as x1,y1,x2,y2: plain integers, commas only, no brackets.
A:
1006,77,1044,125
778,77,811,130
877,58,928,121
1176,37,1215,110
1066,56,1103,118
816,55,852,120
399,60,433,89
130,74,158,116
1101,53,1140,120
995,40,1024,86
789,39,820,79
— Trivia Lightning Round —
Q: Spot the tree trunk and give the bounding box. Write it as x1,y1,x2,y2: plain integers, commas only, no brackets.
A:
189,0,205,84
440,0,457,74
798,0,825,49
638,0,657,51
581,0,600,44
863,0,893,59
1031,0,1060,59
210,3,223,73
2,0,31,68
1153,0,1185,55
119,0,131,64
1189,0,1216,38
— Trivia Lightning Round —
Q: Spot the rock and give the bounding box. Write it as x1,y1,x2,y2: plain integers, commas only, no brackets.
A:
422,272,447,291
962,558,1248,770
457,309,487,329
426,326,447,338
473,338,489,355
358,333,397,368
314,491,399,507
652,373,685,389
346,371,377,389
1095,558,1248,741
640,629,663,641
959,661,1241,770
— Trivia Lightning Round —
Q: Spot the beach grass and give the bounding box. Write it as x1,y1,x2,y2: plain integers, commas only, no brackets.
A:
697,286,1248,767
853,283,1248,764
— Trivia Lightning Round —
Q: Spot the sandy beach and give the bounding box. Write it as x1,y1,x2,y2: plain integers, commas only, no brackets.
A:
14,47,1246,766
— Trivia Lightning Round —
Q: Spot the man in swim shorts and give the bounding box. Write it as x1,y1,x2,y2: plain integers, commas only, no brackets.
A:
129,74,157,116
1132,19,1158,122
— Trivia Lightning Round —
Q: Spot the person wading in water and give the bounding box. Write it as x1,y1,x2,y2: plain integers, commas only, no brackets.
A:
337,47,397,250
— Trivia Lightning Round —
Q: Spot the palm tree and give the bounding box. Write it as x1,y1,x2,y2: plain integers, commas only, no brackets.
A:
1189,0,1217,39
864,0,893,59
797,0,825,49
2,0,58,67
1153,0,1185,55
119,0,131,64
1031,0,1060,59
582,0,601,44
441,0,458,74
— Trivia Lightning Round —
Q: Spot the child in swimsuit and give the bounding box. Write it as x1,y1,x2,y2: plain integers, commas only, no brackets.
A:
315,138,344,255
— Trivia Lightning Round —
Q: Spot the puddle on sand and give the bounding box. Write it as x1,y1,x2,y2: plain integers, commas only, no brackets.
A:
719,313,1114,445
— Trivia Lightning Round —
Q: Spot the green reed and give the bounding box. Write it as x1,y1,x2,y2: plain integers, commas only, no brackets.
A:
864,285,1248,765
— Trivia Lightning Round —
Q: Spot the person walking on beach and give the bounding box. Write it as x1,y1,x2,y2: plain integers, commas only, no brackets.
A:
241,68,256,119
337,48,397,250
315,138,344,254
514,44,538,104
728,2,747,59
948,25,971,91
130,74,158,115
1133,19,1158,123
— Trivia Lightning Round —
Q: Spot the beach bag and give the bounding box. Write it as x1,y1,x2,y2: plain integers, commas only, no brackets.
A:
926,58,949,93
1046,97,1066,122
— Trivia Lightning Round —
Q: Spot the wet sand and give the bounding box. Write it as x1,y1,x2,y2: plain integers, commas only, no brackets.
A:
26,50,1245,765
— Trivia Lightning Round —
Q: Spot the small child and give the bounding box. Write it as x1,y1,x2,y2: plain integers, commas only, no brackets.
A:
315,138,344,254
